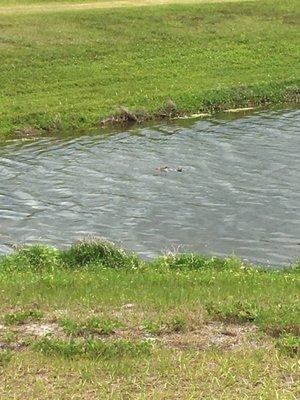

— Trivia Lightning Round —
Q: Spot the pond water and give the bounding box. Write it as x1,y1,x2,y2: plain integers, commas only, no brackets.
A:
0,108,299,266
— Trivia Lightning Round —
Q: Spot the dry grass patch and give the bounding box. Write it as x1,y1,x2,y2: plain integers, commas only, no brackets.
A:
1,317,271,353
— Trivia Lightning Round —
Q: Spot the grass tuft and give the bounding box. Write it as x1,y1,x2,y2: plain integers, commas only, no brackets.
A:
3,310,44,326
142,319,162,336
275,334,300,357
167,316,187,333
58,316,122,337
2,244,60,271
33,337,152,359
0,350,13,367
59,238,141,268
152,253,226,270
205,301,259,324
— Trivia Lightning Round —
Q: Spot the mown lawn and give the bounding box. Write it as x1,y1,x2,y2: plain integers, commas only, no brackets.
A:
0,0,299,137
0,240,299,399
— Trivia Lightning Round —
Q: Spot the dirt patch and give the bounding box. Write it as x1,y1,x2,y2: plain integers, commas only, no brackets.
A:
1,320,270,352
162,322,267,350
14,127,41,138
22,323,63,337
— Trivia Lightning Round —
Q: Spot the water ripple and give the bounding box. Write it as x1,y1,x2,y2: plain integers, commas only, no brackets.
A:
0,108,299,266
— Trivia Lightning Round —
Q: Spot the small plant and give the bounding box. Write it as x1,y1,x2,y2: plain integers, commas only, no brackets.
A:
58,316,122,336
33,337,152,359
142,319,162,336
153,253,225,270
2,331,16,344
33,336,83,358
0,350,13,367
3,310,44,326
205,301,259,323
85,338,152,359
168,316,187,333
276,334,300,357
12,245,60,269
58,318,81,336
84,317,121,335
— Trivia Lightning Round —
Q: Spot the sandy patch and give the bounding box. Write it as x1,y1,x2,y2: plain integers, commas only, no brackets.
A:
22,322,63,337
1,320,270,352
162,322,267,350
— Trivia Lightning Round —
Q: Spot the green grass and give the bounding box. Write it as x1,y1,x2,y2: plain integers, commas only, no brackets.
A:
3,310,44,325
0,0,299,138
32,337,152,359
58,315,123,336
0,240,299,398
0,0,121,4
1,240,299,334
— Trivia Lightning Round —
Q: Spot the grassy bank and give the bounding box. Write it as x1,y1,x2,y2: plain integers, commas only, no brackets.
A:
0,0,299,138
0,240,299,398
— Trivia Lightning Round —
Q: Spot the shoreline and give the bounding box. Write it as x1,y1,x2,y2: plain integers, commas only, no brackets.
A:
1,240,299,270
7,83,300,140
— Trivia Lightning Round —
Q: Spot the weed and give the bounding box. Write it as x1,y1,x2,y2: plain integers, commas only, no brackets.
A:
33,337,152,359
276,334,300,357
142,316,186,335
4,245,60,270
168,316,187,333
2,331,17,344
84,338,152,359
3,310,44,326
142,319,162,336
33,337,83,358
0,350,13,367
205,301,259,324
58,318,80,336
58,316,122,336
84,317,122,335
154,253,226,270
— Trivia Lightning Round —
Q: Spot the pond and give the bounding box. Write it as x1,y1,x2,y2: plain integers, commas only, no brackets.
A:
0,108,299,266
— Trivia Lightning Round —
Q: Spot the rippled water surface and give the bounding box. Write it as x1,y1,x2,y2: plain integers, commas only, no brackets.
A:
1,108,299,266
